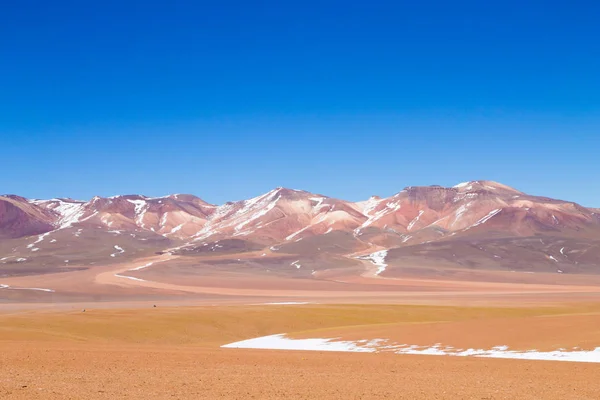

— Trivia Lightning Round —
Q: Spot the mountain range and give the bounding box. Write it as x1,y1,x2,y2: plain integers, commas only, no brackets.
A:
2,180,600,278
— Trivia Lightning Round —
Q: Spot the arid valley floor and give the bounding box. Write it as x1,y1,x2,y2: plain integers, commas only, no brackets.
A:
2,252,600,399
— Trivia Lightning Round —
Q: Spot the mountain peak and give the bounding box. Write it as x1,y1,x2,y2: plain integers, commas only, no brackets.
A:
453,180,521,193
266,187,311,198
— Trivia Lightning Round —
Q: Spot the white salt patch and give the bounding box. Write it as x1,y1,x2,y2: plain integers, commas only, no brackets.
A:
222,334,600,363
222,334,376,353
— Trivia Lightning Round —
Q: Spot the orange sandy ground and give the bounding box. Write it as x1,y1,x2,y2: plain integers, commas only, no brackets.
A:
2,303,600,399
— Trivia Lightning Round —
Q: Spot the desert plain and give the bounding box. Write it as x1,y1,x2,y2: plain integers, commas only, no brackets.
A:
2,251,600,400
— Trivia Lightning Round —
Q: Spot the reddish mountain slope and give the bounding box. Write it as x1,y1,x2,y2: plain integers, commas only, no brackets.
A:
351,181,599,246
1,181,599,277
191,188,366,244
0,195,55,239
32,194,216,238
2,181,598,246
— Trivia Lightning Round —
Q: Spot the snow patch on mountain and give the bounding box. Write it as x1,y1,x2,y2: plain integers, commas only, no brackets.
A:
355,201,401,235
471,209,502,228
169,223,184,234
127,199,148,228
111,245,125,257
309,197,326,209
407,210,424,231
357,250,388,275
35,199,87,229
234,194,281,232
452,203,472,227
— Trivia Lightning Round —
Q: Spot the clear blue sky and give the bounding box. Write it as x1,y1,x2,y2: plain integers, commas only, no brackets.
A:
1,1,599,206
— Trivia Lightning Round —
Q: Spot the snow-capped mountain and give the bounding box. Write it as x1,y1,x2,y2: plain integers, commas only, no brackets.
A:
2,180,600,248
350,181,598,244
0,181,600,244
2,180,600,276
30,194,216,238
190,187,366,244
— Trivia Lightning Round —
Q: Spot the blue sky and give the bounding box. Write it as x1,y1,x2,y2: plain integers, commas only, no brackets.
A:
1,1,599,206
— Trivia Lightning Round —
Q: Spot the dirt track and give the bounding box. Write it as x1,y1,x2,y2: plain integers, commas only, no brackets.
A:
4,253,600,305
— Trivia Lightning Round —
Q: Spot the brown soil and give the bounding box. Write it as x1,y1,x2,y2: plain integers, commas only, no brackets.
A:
3,253,600,399
2,304,600,399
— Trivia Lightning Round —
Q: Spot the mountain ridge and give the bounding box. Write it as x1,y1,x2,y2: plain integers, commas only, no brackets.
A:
2,180,598,243
2,180,600,279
